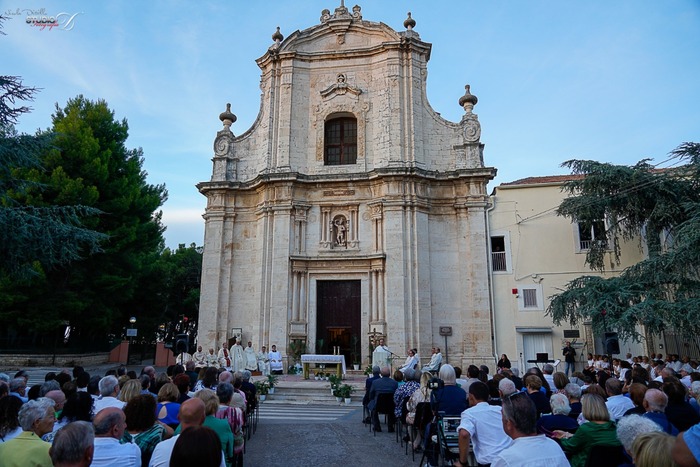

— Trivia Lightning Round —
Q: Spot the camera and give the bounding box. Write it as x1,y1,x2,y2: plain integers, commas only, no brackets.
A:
428,377,444,390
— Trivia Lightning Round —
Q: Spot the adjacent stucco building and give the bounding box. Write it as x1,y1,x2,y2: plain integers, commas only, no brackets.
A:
488,176,648,372
197,4,496,368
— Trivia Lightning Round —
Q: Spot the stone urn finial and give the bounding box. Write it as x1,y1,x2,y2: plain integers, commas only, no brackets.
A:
272,26,284,43
404,11,416,30
459,85,478,113
219,103,237,127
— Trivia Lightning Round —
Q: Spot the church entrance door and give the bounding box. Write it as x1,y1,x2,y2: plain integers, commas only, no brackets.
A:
316,280,361,366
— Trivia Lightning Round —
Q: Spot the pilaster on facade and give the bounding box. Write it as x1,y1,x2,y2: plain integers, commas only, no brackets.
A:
292,203,311,254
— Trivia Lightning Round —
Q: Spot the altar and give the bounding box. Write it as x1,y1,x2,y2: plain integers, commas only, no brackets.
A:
301,354,346,379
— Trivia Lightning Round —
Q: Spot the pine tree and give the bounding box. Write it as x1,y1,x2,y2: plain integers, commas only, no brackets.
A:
548,142,700,340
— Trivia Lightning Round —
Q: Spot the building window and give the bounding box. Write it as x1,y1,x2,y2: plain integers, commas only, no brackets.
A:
324,117,357,165
517,285,544,311
489,231,512,273
523,289,538,308
491,236,507,272
577,220,607,251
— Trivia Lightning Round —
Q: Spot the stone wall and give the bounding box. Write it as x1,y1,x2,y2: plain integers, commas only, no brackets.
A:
0,353,108,368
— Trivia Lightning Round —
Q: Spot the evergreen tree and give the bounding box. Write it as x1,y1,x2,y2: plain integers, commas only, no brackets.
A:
0,16,104,280
2,96,167,344
548,142,700,340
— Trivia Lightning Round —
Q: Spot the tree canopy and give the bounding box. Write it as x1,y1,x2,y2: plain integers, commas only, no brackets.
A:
0,17,105,279
1,96,168,346
548,142,700,341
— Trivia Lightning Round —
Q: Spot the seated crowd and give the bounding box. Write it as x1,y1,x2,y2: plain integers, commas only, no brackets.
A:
0,363,255,467
362,350,700,467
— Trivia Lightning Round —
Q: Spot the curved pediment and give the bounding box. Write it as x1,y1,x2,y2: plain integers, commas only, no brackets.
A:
258,5,429,65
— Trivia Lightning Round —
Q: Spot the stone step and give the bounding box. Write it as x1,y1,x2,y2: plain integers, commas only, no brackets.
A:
259,379,365,406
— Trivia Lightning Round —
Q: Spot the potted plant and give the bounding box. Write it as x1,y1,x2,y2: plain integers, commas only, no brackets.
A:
267,373,279,395
338,384,354,404
333,387,343,403
351,334,361,370
329,374,341,395
254,380,269,401
289,339,306,368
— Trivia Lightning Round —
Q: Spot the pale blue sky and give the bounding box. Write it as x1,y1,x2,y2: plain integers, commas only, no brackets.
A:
3,1,699,248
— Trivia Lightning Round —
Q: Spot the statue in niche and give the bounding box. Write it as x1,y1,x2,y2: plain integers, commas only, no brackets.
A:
333,217,347,247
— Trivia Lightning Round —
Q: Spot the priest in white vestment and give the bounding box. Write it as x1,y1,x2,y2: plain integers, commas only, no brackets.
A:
372,338,392,369
206,348,220,368
176,352,192,365
230,339,244,372
218,343,231,369
192,345,207,369
257,346,270,376
269,345,283,374
244,341,258,371
399,348,419,373
422,347,442,371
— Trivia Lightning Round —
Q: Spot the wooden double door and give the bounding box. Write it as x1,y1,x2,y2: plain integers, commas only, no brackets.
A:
316,280,361,365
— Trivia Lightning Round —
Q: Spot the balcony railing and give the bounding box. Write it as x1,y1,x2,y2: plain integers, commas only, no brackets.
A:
491,251,507,271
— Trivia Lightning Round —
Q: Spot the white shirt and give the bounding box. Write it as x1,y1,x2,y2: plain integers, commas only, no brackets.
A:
93,396,126,414
605,394,634,421
491,434,570,467
457,402,512,464
92,436,141,467
149,434,226,467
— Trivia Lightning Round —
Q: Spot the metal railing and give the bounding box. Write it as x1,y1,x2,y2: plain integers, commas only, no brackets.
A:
491,251,507,271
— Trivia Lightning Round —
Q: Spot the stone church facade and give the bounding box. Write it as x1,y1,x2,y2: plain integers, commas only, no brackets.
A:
197,4,496,369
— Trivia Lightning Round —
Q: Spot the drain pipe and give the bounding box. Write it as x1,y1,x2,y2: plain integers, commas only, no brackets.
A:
485,196,499,368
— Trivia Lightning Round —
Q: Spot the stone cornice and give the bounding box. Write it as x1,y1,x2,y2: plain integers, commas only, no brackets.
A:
197,166,497,195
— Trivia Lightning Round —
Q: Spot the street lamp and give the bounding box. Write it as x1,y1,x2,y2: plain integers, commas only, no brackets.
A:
128,317,137,346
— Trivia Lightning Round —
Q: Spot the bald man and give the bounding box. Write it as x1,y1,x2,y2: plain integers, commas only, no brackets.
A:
149,398,225,467
92,407,141,467
42,389,67,442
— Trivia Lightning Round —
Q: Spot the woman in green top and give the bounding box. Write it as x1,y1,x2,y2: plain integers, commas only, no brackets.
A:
554,393,620,467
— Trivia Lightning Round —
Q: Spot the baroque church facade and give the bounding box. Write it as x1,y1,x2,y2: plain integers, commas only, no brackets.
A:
197,4,496,369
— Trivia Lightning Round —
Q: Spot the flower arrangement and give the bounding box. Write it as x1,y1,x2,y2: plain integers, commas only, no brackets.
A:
254,380,269,395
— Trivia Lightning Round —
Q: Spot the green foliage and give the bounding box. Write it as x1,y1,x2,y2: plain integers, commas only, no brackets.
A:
549,142,700,340
337,384,354,398
289,339,306,363
0,53,105,279
254,380,269,395
1,96,168,342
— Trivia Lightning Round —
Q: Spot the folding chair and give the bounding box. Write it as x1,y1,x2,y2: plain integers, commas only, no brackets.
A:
396,395,410,446
413,402,434,463
584,444,629,467
371,392,396,435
